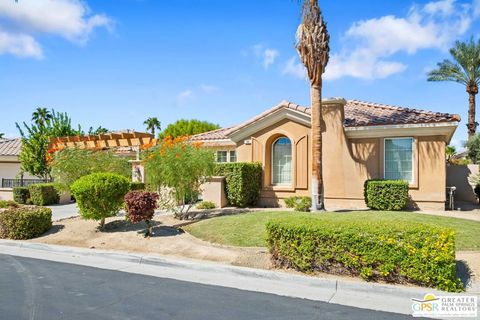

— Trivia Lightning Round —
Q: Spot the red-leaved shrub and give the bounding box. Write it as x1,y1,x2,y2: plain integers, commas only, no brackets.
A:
124,191,159,236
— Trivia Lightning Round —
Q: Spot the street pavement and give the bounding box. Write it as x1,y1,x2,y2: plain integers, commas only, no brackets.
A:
46,203,79,221
0,254,414,320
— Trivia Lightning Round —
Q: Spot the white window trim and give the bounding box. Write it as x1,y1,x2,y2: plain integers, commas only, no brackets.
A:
271,137,292,186
383,137,414,184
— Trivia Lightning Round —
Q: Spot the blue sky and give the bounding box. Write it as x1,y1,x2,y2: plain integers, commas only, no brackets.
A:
1,0,480,148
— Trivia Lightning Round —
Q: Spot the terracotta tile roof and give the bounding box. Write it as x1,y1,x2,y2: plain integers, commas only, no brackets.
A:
344,100,460,127
0,138,22,156
188,99,461,142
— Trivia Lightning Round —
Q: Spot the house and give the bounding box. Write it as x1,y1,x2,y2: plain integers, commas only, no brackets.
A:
191,98,459,210
0,138,41,200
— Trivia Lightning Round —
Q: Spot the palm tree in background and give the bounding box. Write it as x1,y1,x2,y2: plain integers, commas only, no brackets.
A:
143,117,161,136
0,133,4,139
32,107,52,127
428,37,480,138
296,0,330,211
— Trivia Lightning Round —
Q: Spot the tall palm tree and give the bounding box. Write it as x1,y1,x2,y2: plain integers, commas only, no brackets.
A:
143,117,161,136
32,107,52,127
296,0,329,211
428,37,480,138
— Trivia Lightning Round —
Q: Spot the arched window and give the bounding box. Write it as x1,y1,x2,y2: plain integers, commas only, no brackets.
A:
272,137,292,185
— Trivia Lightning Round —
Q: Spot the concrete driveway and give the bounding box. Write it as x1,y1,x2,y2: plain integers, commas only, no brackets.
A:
46,203,79,221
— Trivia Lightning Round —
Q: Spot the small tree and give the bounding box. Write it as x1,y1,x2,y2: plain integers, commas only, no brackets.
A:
144,117,161,136
465,134,480,164
124,191,159,237
144,136,215,219
71,173,131,229
50,148,131,192
159,119,220,139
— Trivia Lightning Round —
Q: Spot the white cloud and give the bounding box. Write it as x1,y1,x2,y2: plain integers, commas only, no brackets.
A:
0,0,113,58
0,28,42,58
199,84,218,94
321,0,476,81
281,57,307,80
176,90,195,106
424,0,455,16
262,49,279,69
475,0,480,17
249,43,279,69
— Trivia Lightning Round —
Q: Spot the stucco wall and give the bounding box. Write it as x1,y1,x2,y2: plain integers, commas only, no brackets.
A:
231,102,448,210
446,164,479,203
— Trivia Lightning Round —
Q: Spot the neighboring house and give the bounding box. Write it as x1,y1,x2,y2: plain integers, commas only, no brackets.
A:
191,98,459,210
0,138,39,200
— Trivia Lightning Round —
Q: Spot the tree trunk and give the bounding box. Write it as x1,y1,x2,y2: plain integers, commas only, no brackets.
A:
99,217,105,229
467,85,478,138
310,84,324,211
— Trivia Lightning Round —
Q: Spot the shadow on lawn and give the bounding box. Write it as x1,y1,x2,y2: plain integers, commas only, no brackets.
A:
456,260,474,289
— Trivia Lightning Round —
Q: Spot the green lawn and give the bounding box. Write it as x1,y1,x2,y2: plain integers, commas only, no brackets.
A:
183,211,480,251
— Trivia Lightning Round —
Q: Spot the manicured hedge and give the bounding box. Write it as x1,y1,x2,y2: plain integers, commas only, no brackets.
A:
28,183,60,206
71,173,131,228
284,196,311,212
364,179,409,211
13,187,30,204
0,206,52,239
0,200,19,209
266,216,463,292
214,162,262,207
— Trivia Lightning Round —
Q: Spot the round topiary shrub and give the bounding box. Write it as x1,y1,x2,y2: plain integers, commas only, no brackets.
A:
0,206,52,239
71,172,131,229
124,191,159,236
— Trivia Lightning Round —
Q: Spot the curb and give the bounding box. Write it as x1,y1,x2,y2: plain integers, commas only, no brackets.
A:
0,240,476,316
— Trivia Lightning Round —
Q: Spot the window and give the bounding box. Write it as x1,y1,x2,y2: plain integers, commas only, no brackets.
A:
229,151,237,162
272,137,292,185
216,151,227,163
384,138,413,183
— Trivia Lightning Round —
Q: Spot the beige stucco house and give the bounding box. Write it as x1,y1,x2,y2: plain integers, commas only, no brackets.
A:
192,98,459,211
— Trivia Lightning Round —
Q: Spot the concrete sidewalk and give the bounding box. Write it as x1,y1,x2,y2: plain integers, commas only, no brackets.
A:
0,240,477,317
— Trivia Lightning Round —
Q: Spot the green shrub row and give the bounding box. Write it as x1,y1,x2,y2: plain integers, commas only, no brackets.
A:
364,179,409,211
266,216,463,292
0,206,52,240
214,162,262,207
28,183,60,206
13,183,60,206
0,200,19,209
196,200,216,210
284,196,311,212
13,187,30,204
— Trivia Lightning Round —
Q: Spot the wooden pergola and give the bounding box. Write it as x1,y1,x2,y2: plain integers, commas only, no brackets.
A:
49,131,156,151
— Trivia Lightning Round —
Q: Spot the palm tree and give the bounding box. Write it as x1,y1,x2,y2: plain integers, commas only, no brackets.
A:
0,133,4,139
32,107,52,127
295,0,329,211
143,117,161,136
428,37,480,138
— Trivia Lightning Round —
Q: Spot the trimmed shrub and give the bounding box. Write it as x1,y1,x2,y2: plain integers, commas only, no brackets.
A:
124,191,159,236
284,196,311,212
0,200,19,209
266,216,463,292
0,206,52,239
13,187,30,204
214,162,262,207
28,183,60,206
196,200,216,210
130,182,146,191
71,173,131,229
475,184,480,203
364,179,409,211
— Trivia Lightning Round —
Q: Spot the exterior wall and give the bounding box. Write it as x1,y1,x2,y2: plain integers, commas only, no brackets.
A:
235,118,311,207
231,102,448,210
200,176,228,208
446,164,478,203
0,156,37,184
322,102,446,211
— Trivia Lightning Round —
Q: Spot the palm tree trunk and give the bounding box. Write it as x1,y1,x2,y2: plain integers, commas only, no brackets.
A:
310,84,324,211
467,86,478,138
